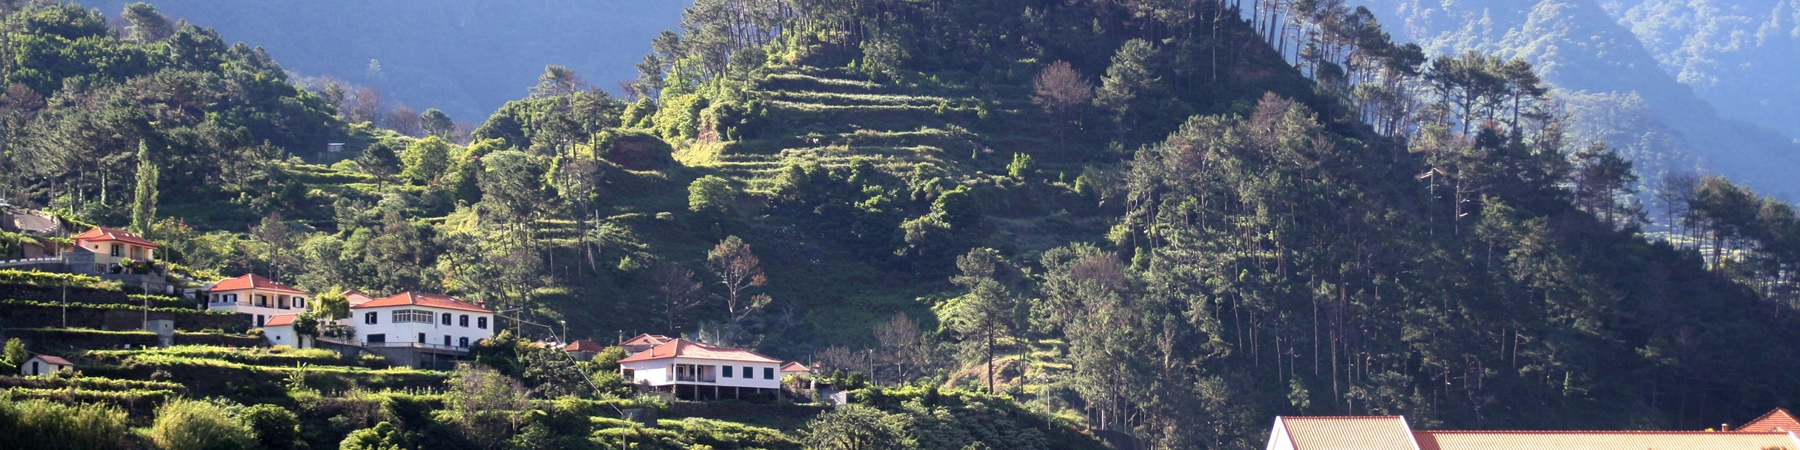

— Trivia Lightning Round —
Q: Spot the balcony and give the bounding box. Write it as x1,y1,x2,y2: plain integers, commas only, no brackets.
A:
365,341,471,355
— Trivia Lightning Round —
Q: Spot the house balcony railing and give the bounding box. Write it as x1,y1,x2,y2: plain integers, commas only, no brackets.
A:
207,300,299,310
366,341,471,354
673,374,718,383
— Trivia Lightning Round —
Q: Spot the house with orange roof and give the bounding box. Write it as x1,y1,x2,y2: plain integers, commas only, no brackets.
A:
619,333,671,354
345,291,493,360
617,338,800,401
1266,414,1800,450
71,227,158,268
564,339,606,361
206,274,311,329
19,354,73,376
1740,408,1800,433
260,314,306,348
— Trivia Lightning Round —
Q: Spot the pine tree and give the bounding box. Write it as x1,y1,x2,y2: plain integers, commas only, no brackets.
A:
130,140,159,236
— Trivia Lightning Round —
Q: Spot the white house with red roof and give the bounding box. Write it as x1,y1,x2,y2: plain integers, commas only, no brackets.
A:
19,354,73,376
206,274,311,328
259,314,307,348
617,338,798,401
72,227,158,267
345,291,493,352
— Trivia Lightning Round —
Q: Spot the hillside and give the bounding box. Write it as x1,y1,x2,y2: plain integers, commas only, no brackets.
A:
9,0,1800,449
1353,0,1800,197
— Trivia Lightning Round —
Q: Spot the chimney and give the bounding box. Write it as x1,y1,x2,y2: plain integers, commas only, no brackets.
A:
1722,424,1731,432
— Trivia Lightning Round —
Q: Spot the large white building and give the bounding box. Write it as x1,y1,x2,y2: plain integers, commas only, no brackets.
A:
205,274,310,328
346,292,494,350
618,338,791,401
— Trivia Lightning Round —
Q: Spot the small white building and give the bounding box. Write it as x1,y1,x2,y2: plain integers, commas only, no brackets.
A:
19,354,73,376
262,314,311,348
618,338,795,401
344,292,493,350
206,274,310,328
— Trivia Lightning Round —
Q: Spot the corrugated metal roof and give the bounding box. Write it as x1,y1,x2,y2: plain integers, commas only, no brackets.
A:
1279,416,1420,450
1414,431,1800,450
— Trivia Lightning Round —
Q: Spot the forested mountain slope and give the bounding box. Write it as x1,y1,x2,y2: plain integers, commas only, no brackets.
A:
1609,0,1800,140
79,0,686,122
1352,0,1800,197
9,0,1800,449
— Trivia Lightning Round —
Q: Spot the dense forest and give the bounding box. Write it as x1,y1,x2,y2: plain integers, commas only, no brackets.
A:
8,0,1800,448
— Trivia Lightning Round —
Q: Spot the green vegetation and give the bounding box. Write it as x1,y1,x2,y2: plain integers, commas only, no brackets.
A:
0,394,130,450
6,0,1800,448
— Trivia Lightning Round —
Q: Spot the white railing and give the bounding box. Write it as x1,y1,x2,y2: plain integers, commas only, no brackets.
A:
366,341,471,353
0,256,62,267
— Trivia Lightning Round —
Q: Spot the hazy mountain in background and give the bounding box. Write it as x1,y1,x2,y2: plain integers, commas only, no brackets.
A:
1353,0,1800,197
84,0,686,123
1609,0,1800,140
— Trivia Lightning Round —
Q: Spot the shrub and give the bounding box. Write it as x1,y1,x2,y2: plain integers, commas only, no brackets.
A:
148,398,255,450
0,395,130,450
242,404,299,450
688,175,735,213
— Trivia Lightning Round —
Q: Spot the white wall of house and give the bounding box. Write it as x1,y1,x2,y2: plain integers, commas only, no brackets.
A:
344,306,493,349
1266,417,1295,450
264,324,303,348
622,357,782,389
19,357,71,376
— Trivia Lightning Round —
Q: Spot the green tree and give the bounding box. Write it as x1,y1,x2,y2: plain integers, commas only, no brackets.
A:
339,422,410,450
447,364,528,450
400,136,455,184
241,404,298,450
801,404,916,450
948,248,1021,394
313,291,351,321
477,150,547,224
1093,39,1161,138
357,142,402,188
121,3,174,42
0,398,129,450
688,175,734,213
420,108,455,138
2,338,26,373
130,139,158,235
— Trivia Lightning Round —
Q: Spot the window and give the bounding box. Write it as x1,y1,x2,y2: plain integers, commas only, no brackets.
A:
392,309,433,324
764,367,774,380
742,366,751,379
368,334,386,344
441,313,452,325
256,315,265,327
109,244,121,257
458,337,469,348
417,333,426,343
477,317,488,329
295,297,305,308
723,366,733,378
364,312,378,325
459,315,469,327
444,335,451,346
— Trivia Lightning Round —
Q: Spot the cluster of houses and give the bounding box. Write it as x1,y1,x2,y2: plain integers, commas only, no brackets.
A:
1267,408,1800,450
5,218,819,399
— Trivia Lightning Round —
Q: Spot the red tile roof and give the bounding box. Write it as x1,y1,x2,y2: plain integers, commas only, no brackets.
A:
263,314,297,327
207,274,309,295
73,227,158,248
564,340,606,352
621,333,671,346
616,338,781,364
350,292,492,313
780,362,811,373
1413,430,1799,450
29,354,73,366
1742,409,1800,433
